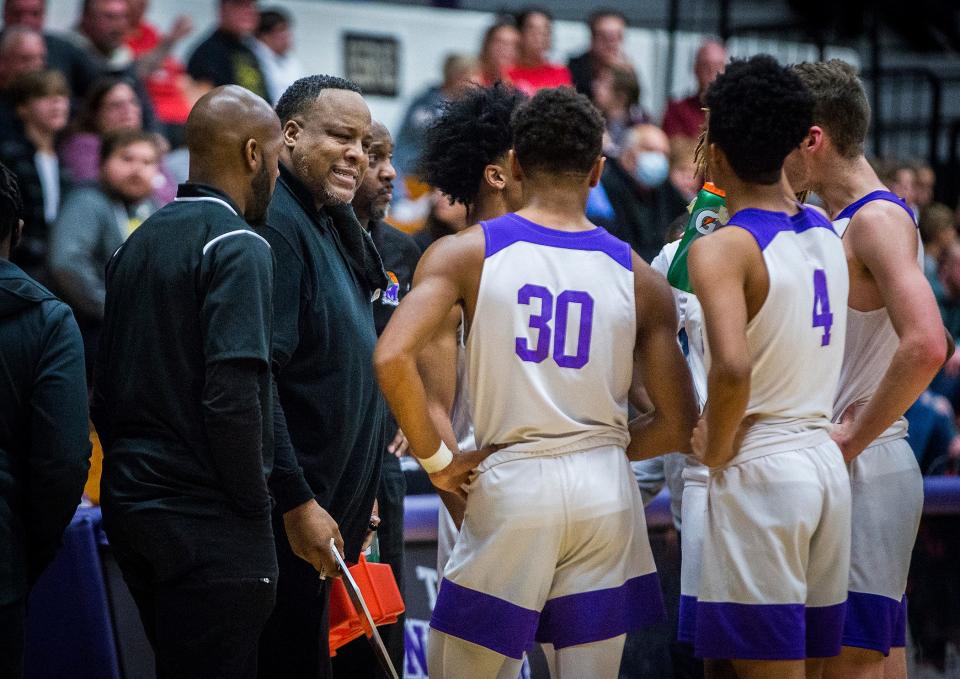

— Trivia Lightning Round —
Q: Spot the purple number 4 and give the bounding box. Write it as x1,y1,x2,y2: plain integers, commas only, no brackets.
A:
515,285,594,368
812,268,833,346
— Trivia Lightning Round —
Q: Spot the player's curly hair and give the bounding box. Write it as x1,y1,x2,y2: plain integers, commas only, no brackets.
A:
275,74,362,125
705,54,813,185
418,82,527,208
511,87,604,177
0,162,23,244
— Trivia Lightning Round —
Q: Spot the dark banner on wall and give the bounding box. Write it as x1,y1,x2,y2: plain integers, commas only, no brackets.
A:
343,32,400,97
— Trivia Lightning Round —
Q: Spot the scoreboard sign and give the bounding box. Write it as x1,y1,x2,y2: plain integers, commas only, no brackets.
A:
343,32,400,97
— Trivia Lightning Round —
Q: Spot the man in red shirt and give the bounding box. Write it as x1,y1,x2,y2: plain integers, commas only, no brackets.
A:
661,39,726,140
125,0,192,139
506,8,571,96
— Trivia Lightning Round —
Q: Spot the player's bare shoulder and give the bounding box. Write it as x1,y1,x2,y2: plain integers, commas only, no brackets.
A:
842,198,918,262
414,224,487,284
842,197,920,307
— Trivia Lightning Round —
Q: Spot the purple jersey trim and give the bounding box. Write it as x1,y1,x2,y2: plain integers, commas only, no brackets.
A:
534,573,665,648
430,579,540,659
835,190,916,225
726,206,836,252
678,594,698,645
841,591,906,655
481,213,633,271
694,600,846,660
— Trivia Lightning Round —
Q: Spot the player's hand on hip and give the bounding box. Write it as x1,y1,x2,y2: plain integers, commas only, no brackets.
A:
283,499,344,579
388,427,409,457
429,445,501,500
831,402,862,462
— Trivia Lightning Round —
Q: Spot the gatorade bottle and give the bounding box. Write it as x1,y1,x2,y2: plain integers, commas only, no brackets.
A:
666,182,726,294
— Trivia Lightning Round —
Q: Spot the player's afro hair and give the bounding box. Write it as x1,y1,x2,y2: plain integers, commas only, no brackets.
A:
705,54,813,185
511,87,604,177
275,74,362,125
418,82,527,208
0,162,22,244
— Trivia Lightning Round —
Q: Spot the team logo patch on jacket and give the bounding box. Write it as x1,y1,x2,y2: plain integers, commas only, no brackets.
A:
381,271,400,306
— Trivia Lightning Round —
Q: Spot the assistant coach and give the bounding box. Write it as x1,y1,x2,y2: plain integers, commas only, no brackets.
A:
92,86,340,679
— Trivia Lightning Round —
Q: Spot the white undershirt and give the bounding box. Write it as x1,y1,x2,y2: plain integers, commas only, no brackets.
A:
34,150,60,223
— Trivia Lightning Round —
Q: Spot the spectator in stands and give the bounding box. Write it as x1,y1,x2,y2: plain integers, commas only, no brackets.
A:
506,7,572,96
187,0,269,101
477,18,519,86
915,161,936,209
66,0,156,130
599,123,687,262
591,64,649,154
60,77,177,205
2,0,99,105
938,241,960,341
568,9,629,99
125,0,193,146
905,390,960,474
0,26,45,136
0,161,90,679
0,69,70,282
877,158,919,213
393,54,480,178
413,189,469,252
919,202,955,298
254,7,303,105
668,135,700,202
49,130,160,376
662,39,726,139
0,25,44,87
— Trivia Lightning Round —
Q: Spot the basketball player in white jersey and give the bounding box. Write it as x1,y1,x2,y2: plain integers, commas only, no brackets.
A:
687,55,852,679
375,87,697,679
648,224,712,669
415,84,528,579
783,60,946,679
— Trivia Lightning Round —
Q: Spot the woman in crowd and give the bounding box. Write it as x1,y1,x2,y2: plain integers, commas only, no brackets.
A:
478,19,519,86
59,77,176,205
0,69,71,282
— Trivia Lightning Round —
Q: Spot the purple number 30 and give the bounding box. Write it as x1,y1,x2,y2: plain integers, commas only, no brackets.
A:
812,269,833,346
515,285,594,369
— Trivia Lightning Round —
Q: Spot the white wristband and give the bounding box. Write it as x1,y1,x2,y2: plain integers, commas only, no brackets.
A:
418,440,454,474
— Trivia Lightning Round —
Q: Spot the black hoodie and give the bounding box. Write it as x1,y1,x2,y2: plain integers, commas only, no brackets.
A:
0,258,89,605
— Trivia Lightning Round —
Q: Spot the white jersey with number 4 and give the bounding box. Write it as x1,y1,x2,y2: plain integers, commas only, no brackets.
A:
466,213,636,455
713,206,850,462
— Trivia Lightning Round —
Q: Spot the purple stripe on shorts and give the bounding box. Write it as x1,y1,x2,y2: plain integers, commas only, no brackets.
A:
695,601,806,659
534,573,665,649
678,595,698,645
842,591,905,655
805,602,847,658
430,578,540,659
893,597,907,648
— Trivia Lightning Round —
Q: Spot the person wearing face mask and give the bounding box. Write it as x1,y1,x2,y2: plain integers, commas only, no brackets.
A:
598,123,687,262
49,130,160,378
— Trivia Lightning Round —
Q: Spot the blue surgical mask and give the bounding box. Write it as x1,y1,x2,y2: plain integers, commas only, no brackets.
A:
634,151,669,188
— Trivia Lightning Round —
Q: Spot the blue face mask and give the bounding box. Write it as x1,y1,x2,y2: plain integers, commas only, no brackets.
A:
634,151,669,188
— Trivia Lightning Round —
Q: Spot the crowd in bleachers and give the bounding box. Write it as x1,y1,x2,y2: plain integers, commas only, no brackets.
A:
1,0,959,480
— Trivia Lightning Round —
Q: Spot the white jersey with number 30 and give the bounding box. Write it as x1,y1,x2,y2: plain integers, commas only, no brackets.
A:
466,213,636,455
